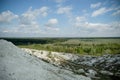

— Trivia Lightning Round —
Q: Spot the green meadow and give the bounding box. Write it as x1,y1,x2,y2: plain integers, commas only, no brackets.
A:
1,37,120,56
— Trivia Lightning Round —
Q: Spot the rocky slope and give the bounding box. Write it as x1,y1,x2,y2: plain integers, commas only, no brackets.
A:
0,40,91,80
22,48,120,80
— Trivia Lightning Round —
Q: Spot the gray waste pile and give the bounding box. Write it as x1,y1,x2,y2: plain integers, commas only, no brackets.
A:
0,40,91,80
0,39,120,80
23,47,120,80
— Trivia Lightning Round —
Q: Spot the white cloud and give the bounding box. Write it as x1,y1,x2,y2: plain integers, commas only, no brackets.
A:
3,21,41,34
75,21,111,31
0,10,18,23
112,10,120,16
85,22,111,31
1,6,49,34
17,7,45,33
74,16,120,33
45,18,59,31
92,7,113,17
46,18,58,27
74,20,120,37
46,27,59,31
40,7,49,17
91,2,101,8
75,16,86,22
57,6,72,14
17,24,41,33
16,6,49,33
20,6,48,25
48,18,58,25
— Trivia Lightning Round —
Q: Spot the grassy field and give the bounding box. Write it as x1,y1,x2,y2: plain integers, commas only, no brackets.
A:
1,37,120,56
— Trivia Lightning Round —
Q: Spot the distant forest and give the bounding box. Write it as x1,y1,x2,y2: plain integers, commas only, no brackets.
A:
0,37,120,56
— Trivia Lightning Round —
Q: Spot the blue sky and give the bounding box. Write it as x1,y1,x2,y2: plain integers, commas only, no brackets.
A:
0,0,120,37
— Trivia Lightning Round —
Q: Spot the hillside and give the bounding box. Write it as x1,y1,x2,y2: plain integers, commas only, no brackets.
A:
0,39,120,80
0,40,90,80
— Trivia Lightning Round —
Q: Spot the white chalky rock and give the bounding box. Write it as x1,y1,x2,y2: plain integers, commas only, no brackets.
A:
0,40,91,80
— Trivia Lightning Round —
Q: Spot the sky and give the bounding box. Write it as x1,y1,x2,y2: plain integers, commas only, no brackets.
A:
0,0,120,37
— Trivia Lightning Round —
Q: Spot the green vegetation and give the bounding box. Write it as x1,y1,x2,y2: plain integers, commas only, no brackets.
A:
1,37,120,56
